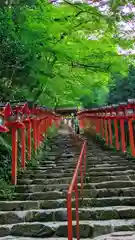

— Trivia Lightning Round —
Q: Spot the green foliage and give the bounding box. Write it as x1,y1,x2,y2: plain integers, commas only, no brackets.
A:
0,178,15,200
0,0,132,106
107,65,135,104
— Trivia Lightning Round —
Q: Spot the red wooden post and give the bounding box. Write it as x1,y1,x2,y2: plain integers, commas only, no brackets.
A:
101,109,105,138
128,118,135,156
127,100,135,157
114,118,120,150
11,128,18,184
108,118,113,145
15,108,26,169
104,116,109,145
120,118,126,152
33,119,37,152
106,106,113,146
6,121,25,185
23,119,31,161
37,119,41,148
118,103,127,153
27,121,31,160
21,103,31,161
21,127,26,169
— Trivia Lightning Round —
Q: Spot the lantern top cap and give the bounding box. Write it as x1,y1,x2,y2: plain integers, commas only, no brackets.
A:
4,103,12,117
112,104,118,108
106,105,111,109
21,103,30,114
108,105,114,109
100,106,104,109
127,99,135,104
119,102,127,106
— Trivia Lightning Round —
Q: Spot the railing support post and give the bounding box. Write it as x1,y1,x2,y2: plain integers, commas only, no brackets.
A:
67,193,73,240
120,118,126,152
28,121,31,160
21,127,26,169
128,118,135,156
114,119,120,150
75,181,80,240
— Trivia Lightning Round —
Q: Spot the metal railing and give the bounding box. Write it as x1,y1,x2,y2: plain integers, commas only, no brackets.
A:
67,139,87,240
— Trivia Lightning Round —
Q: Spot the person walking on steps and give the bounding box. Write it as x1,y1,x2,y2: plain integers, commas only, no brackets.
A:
71,113,75,129
74,116,80,134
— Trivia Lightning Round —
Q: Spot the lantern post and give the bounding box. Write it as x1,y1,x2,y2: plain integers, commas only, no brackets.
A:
118,102,127,153
21,103,31,161
106,105,113,146
4,103,25,185
127,99,135,156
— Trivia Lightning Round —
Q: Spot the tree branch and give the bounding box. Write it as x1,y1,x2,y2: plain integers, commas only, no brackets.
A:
71,61,111,72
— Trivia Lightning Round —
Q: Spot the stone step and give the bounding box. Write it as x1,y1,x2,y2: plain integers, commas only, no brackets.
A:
34,162,135,169
15,184,69,193
90,174,135,182
1,206,135,224
18,175,135,186
89,181,135,189
0,199,66,211
88,170,135,177
21,172,73,179
81,196,135,207
0,237,93,240
56,158,135,164
20,170,135,179
17,177,73,186
1,234,135,240
81,187,135,198
88,163,135,168
22,169,75,177
88,166,135,172
0,201,40,211
0,219,135,238
39,159,76,165
86,157,131,162
11,186,135,200
30,165,135,173
11,191,66,201
1,196,135,211
93,232,135,240
15,181,135,193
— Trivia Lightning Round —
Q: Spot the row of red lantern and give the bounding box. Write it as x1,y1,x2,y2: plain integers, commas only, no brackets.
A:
77,100,135,157
0,102,61,184
78,99,135,117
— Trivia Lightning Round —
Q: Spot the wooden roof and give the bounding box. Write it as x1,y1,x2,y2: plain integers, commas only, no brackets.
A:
55,107,78,115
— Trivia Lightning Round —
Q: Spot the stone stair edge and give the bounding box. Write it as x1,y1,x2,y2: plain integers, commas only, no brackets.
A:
1,205,135,212
1,219,135,228
1,195,135,202
0,237,93,240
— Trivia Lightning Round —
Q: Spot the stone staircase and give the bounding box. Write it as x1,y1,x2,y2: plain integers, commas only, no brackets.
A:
0,130,135,239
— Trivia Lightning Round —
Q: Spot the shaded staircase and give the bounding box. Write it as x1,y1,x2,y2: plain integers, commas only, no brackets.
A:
0,129,135,239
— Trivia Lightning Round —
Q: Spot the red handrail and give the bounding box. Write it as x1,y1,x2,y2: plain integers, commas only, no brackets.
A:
67,140,87,240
